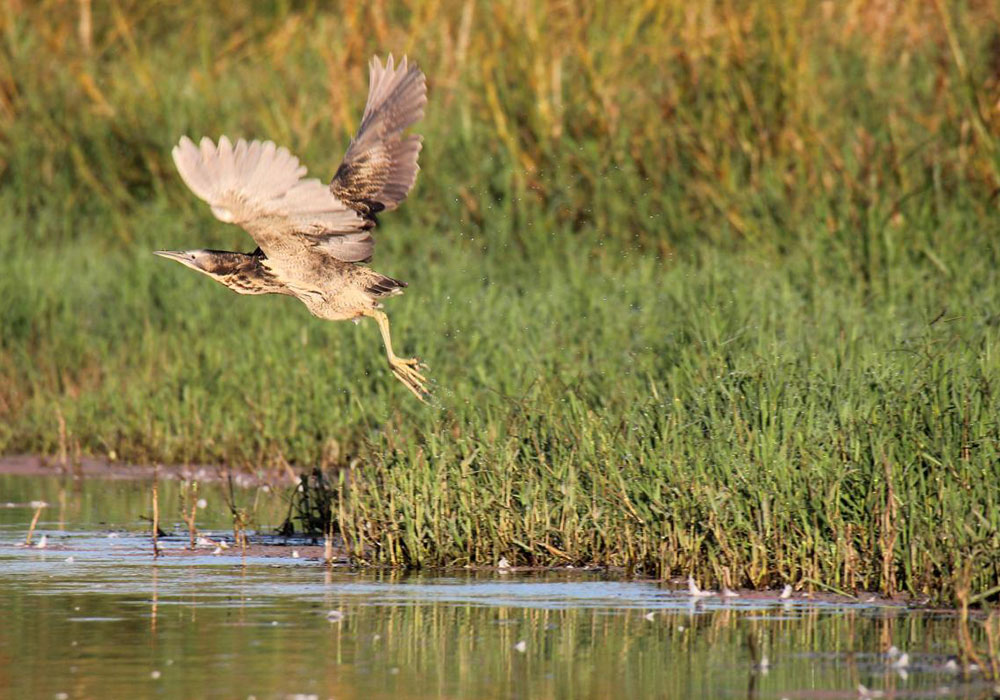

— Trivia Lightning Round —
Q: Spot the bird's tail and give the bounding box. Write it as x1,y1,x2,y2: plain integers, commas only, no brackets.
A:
365,272,408,298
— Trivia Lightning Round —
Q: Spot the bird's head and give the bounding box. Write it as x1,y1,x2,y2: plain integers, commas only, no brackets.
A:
154,249,247,293
154,249,279,296
153,249,233,275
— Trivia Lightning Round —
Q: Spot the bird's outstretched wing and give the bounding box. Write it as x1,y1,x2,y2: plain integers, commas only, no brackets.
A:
173,55,425,265
330,54,426,224
172,136,374,261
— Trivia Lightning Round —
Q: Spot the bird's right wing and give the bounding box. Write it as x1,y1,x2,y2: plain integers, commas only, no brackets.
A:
172,136,371,259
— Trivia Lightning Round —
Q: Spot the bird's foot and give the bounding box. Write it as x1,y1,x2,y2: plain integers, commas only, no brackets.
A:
389,356,430,402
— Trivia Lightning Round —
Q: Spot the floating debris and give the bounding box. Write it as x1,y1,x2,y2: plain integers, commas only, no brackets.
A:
25,501,47,545
212,546,222,555
34,535,48,549
687,576,713,597
291,550,300,559
514,640,527,653
150,670,161,680
757,655,770,675
857,684,885,698
326,610,344,622
64,556,74,563
779,584,792,599
722,587,739,598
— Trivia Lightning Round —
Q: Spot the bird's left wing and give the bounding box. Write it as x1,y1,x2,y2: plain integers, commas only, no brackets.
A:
172,136,372,259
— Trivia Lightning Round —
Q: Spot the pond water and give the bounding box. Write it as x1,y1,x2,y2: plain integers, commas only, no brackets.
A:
1,473,996,699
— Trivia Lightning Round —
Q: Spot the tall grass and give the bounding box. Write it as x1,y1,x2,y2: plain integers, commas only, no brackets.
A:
2,1,1000,596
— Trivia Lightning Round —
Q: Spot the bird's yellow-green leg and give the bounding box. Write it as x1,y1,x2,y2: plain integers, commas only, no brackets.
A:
363,309,429,401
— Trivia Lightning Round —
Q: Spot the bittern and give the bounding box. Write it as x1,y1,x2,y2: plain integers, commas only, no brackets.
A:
155,55,429,400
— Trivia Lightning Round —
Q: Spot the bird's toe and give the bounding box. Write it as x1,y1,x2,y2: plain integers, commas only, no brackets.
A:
390,358,430,402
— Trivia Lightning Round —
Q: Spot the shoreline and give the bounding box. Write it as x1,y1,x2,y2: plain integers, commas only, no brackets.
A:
2,454,993,612
0,454,301,486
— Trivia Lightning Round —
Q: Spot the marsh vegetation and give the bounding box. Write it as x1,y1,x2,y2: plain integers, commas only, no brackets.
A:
1,2,1000,598
2,474,999,700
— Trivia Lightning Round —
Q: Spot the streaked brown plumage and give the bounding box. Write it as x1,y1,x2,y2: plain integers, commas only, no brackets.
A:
155,55,429,400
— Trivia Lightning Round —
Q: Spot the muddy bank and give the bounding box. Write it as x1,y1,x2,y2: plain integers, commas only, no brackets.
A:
0,454,301,486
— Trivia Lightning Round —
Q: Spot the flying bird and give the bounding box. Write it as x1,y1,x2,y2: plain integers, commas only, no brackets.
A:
156,55,429,400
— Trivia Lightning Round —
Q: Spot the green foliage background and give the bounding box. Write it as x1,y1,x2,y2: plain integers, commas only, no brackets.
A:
2,1,1000,595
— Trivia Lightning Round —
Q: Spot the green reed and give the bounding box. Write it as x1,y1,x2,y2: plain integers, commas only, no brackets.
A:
2,1,1000,597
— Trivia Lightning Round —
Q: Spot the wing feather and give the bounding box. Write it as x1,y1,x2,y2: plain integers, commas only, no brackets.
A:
172,53,427,265
330,54,427,220
172,135,367,258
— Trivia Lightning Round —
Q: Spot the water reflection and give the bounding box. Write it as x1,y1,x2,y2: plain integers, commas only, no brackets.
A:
0,475,995,699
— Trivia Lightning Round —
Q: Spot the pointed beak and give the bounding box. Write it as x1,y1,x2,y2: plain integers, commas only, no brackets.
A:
153,250,204,270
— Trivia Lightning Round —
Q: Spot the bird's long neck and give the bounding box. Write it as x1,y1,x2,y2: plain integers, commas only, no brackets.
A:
203,250,290,296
